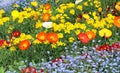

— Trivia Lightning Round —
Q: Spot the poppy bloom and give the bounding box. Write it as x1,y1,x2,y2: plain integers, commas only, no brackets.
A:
19,40,30,51
75,0,83,4
78,32,90,44
37,32,47,42
86,31,96,40
102,44,111,51
42,22,53,28
97,44,112,51
44,4,51,10
114,16,120,28
96,45,103,51
112,42,120,51
115,2,120,11
47,32,59,43
22,67,37,73
42,13,50,22
11,30,21,39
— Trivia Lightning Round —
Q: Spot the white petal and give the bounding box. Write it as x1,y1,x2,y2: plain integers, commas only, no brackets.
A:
42,22,53,28
75,0,82,4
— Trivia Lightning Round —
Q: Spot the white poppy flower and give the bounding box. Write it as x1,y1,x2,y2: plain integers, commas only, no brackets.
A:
75,0,83,4
42,22,53,28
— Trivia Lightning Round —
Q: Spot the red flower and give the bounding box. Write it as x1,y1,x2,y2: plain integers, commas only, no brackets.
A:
52,57,64,63
112,42,120,51
96,45,103,51
40,68,44,72
78,14,82,19
78,32,90,44
22,67,37,73
102,44,110,51
11,30,21,39
97,44,112,51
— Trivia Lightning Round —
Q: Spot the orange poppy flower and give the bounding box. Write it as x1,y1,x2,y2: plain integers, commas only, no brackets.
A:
19,40,30,51
86,31,96,40
78,32,90,44
114,16,120,28
115,2,120,11
47,32,59,43
44,4,51,10
37,32,47,42
42,13,50,22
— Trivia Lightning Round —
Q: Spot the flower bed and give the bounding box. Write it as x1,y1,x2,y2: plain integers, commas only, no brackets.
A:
0,0,120,72
6,41,120,73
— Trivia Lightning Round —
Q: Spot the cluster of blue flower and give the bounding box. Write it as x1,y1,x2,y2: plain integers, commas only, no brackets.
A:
0,0,15,9
6,41,120,73
0,0,48,11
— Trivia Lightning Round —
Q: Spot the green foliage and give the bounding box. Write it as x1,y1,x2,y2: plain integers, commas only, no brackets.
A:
0,67,5,73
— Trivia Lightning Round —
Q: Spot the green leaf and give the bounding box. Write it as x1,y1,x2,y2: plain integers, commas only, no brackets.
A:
0,67,5,73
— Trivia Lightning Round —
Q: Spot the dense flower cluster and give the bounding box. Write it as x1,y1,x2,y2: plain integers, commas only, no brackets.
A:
6,41,120,73
0,0,119,51
96,42,120,51
0,0,120,72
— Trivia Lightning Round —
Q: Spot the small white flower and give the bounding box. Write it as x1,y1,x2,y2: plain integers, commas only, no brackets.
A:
42,22,53,28
47,51,50,54
75,0,83,4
